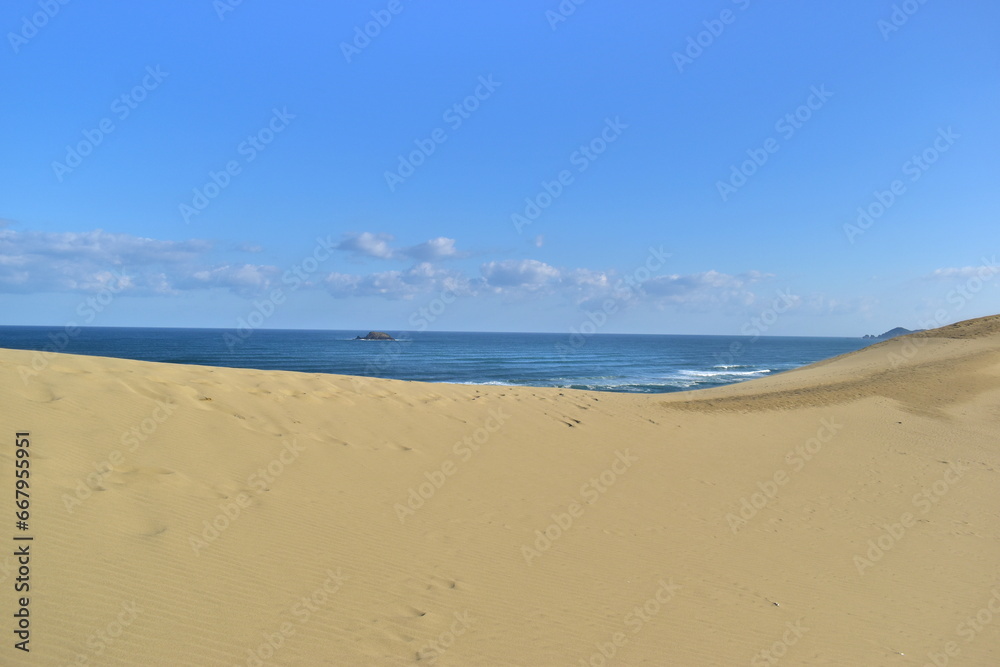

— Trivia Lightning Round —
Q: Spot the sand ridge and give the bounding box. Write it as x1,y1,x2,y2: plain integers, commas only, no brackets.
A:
0,316,998,665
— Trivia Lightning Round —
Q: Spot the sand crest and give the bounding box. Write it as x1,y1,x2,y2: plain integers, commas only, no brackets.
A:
2,315,999,665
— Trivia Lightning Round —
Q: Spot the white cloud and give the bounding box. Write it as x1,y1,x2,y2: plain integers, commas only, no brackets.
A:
336,231,395,259
178,264,280,295
926,258,1000,281
643,270,746,295
403,237,462,261
800,294,877,315
335,232,464,262
480,259,561,290
0,228,218,294
0,227,293,297
640,270,770,309
0,228,210,264
0,227,793,318
325,263,474,300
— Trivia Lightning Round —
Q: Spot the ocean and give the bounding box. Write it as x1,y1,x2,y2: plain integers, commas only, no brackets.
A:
0,326,872,394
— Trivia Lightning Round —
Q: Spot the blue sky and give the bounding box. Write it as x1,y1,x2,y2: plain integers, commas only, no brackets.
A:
1,0,997,336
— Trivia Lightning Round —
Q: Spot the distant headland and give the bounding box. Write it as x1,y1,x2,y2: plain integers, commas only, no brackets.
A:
354,331,395,341
862,327,921,340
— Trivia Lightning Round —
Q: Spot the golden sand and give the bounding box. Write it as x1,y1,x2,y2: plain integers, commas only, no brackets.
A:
2,315,999,665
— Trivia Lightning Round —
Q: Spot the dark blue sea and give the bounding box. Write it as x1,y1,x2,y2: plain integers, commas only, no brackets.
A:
0,326,872,394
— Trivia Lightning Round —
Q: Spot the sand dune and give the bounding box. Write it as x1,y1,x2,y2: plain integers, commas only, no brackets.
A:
2,315,999,665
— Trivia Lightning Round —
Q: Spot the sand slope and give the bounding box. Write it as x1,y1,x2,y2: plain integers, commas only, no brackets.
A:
1,315,999,665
